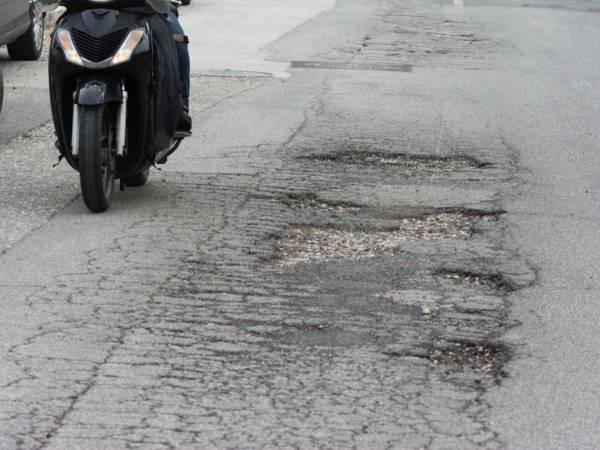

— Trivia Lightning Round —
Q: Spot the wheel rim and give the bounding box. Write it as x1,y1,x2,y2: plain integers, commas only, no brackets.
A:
101,152,115,198
32,11,43,51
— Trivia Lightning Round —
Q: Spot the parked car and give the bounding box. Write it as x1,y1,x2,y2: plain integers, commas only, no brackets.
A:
0,0,59,113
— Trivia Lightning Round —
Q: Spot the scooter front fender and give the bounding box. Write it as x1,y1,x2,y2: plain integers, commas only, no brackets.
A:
75,76,123,106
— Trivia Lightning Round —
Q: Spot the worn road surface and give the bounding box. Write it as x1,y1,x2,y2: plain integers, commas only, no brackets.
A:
0,0,599,448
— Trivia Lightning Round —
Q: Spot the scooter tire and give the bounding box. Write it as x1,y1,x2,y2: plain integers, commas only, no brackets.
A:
78,105,115,213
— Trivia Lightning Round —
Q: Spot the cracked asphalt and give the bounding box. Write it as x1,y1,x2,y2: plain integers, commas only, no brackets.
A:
0,0,599,448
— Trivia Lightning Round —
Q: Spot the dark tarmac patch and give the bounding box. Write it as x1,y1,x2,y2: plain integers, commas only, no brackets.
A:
291,60,413,72
280,326,388,348
436,269,516,293
299,150,488,169
439,207,503,219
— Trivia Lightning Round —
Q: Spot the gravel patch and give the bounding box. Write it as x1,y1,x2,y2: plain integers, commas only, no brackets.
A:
283,194,362,213
431,340,507,378
278,213,481,265
300,151,486,169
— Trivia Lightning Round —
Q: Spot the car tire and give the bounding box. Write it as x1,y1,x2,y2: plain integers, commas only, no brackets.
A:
7,7,44,61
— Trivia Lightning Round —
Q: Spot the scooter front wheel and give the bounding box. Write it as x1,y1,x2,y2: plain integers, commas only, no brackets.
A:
78,105,115,213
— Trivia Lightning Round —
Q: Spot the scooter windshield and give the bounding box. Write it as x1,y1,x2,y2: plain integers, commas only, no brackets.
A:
59,0,170,13
145,0,170,13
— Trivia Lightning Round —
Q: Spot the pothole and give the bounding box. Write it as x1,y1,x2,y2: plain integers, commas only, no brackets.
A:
436,270,515,293
383,339,508,379
300,151,487,169
278,213,488,265
282,193,362,213
431,340,508,379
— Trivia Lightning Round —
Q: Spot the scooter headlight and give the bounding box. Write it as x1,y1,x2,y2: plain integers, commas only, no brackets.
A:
111,29,146,66
57,28,84,66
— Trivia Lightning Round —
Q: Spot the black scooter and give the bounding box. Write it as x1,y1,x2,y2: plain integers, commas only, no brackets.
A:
49,0,189,212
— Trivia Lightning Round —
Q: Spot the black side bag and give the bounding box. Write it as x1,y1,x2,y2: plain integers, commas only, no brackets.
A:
147,13,183,153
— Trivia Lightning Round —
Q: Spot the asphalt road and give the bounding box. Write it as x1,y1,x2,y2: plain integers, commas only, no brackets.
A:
0,0,599,448
0,47,53,145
